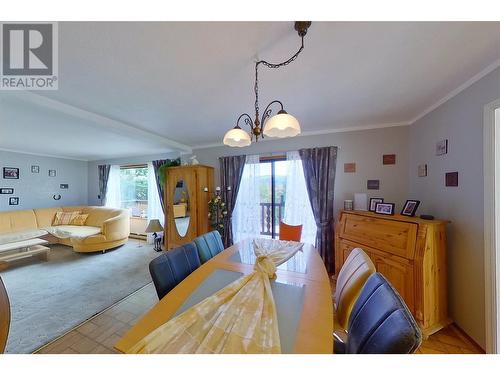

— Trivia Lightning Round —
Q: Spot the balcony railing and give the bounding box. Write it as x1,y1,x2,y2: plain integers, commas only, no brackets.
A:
260,196,285,237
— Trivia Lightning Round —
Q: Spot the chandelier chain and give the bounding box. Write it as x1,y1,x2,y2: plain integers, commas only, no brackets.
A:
254,36,305,120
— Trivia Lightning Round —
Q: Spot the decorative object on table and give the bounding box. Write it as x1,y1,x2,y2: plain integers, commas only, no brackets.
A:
401,200,420,217
53,194,61,200
367,179,380,190
3,167,19,179
354,193,368,211
418,164,428,177
382,154,396,165
420,214,435,220
189,155,199,165
223,22,311,147
0,188,14,194
375,202,395,215
436,139,448,155
344,199,353,211
208,189,228,237
31,165,40,173
48,169,56,177
445,172,458,187
60,184,69,189
369,198,384,212
344,163,356,173
145,219,164,252
9,197,19,206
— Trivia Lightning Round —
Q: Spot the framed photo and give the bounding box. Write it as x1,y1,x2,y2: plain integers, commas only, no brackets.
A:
436,139,448,155
383,154,396,165
367,179,380,190
48,169,56,177
369,198,384,212
401,200,420,217
60,184,69,189
3,167,19,179
344,163,356,173
0,188,14,194
445,171,458,187
375,202,395,215
418,164,428,177
9,197,19,206
31,165,40,173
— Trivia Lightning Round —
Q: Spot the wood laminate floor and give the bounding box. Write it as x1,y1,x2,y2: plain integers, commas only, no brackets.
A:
35,278,483,354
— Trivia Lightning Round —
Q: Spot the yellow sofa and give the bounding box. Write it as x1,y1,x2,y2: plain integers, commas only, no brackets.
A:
0,206,130,253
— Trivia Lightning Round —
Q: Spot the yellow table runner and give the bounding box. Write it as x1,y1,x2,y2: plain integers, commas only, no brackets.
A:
127,239,304,354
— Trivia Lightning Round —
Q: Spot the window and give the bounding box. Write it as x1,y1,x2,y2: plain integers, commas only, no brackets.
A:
259,157,288,239
119,165,148,217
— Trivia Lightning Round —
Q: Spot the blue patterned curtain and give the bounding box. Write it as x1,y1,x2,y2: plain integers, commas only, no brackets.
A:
98,164,111,206
298,147,338,273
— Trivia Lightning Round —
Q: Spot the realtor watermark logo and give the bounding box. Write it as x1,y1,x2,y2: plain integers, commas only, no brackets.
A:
0,22,58,90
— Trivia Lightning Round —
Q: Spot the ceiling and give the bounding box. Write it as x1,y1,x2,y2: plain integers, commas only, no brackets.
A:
1,21,500,160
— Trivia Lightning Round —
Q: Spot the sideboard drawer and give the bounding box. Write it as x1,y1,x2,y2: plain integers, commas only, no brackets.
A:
340,213,417,259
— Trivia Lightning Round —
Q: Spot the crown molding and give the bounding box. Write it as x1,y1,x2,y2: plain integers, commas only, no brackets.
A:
409,57,500,124
8,92,193,154
191,121,410,150
0,147,89,161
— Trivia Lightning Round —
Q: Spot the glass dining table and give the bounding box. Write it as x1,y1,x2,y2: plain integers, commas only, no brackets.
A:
114,239,333,354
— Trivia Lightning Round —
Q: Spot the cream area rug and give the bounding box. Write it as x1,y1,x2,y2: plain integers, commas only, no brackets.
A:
0,239,158,353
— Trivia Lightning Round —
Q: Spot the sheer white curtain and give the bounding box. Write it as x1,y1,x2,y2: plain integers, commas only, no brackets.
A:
147,162,164,227
283,151,316,245
232,155,261,243
105,165,121,208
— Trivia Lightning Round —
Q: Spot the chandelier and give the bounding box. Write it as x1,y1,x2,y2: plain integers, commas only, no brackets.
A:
223,21,312,147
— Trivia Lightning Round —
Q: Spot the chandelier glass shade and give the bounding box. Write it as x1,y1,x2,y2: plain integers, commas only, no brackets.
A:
222,126,251,147
223,21,311,147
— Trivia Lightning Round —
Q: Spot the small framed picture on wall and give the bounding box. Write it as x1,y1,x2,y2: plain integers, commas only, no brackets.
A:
9,197,19,205
3,167,19,179
48,169,56,177
31,165,40,173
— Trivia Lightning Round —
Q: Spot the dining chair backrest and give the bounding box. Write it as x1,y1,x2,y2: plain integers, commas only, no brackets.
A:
334,248,376,330
0,276,10,353
279,222,303,242
335,272,422,354
193,230,224,264
149,242,201,300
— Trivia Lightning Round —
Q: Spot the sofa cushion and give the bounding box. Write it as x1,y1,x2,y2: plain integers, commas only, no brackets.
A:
44,225,101,239
53,211,81,226
84,207,124,227
0,229,48,245
193,230,225,264
33,207,63,228
0,209,38,235
70,214,89,226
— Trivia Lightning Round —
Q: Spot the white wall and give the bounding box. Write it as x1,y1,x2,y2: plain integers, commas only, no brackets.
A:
87,152,180,206
0,150,88,211
408,66,500,348
193,125,410,218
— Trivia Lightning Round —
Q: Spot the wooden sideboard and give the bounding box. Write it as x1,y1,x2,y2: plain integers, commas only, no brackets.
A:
335,210,451,337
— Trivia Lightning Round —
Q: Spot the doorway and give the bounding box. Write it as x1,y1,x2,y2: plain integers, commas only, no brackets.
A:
484,99,500,353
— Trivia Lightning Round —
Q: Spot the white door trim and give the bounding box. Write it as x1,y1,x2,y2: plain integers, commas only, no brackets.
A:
484,98,500,354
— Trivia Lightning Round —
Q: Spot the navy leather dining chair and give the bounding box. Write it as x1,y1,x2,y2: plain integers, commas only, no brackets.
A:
149,242,201,300
193,230,224,264
334,272,422,354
